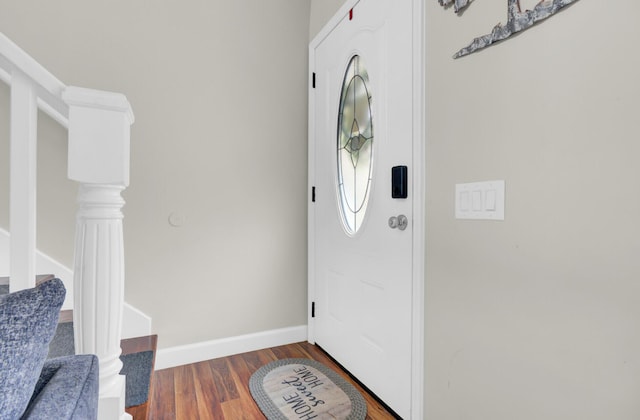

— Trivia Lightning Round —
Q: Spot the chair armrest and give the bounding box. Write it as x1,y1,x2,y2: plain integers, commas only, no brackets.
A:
21,354,99,420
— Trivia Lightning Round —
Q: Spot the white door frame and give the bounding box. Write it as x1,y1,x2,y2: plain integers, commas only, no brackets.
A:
307,1,425,418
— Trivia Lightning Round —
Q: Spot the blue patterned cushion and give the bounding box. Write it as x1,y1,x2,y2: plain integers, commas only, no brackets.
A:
22,354,99,419
0,279,65,419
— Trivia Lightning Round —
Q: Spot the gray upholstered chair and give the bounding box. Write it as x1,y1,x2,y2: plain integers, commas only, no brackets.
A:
0,278,99,420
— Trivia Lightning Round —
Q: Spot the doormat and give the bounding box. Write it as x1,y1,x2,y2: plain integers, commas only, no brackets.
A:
249,358,366,420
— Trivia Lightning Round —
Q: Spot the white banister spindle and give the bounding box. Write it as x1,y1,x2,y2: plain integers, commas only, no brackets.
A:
9,70,37,292
64,86,134,420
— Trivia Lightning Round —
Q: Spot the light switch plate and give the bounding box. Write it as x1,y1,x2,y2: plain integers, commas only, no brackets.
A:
455,180,505,220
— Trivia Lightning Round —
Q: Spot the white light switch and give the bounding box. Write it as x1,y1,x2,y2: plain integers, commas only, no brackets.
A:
455,180,505,220
472,190,482,211
485,189,496,211
459,191,470,212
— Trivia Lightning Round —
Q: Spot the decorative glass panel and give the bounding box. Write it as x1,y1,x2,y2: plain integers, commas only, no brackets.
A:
337,55,373,234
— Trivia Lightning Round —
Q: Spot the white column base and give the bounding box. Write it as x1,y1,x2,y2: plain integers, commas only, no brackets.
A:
73,184,129,420
98,374,131,420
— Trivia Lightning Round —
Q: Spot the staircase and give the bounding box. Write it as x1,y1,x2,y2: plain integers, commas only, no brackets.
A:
121,335,158,419
0,32,136,420
0,275,158,420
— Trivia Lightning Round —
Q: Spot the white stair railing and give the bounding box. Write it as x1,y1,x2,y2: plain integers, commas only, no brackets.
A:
0,32,134,420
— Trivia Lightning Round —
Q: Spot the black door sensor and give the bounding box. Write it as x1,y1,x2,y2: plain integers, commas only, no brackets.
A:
391,166,408,199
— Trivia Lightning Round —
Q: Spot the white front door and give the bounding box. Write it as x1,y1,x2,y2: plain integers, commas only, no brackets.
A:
309,0,416,418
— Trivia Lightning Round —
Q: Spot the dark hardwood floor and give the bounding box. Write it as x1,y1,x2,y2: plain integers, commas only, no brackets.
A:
147,341,397,419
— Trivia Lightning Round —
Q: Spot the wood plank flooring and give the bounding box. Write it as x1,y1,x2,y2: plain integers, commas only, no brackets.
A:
148,341,397,419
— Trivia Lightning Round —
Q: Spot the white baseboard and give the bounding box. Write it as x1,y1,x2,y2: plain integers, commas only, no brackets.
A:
0,227,152,337
155,325,308,370
0,226,74,309
122,302,153,339
35,248,74,310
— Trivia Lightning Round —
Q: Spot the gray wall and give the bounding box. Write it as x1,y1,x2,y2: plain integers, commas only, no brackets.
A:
3,0,639,417
426,1,640,419
0,0,311,348
311,0,640,418
309,0,346,40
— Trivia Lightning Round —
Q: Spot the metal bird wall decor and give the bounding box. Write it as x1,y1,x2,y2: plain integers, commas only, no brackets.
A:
439,0,581,58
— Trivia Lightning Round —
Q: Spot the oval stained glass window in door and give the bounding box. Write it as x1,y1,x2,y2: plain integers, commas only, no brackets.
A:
337,55,374,234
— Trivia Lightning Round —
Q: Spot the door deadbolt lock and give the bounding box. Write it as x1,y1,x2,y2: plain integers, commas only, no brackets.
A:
388,215,408,231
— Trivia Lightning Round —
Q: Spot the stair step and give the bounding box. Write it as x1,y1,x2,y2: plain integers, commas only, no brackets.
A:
122,335,158,420
35,274,55,285
121,334,158,356
0,274,54,293
59,309,73,323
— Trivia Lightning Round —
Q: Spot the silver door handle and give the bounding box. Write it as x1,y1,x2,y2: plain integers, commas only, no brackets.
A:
388,214,408,231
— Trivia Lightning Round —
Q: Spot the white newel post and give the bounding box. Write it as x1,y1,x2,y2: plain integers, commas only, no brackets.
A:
63,86,134,420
